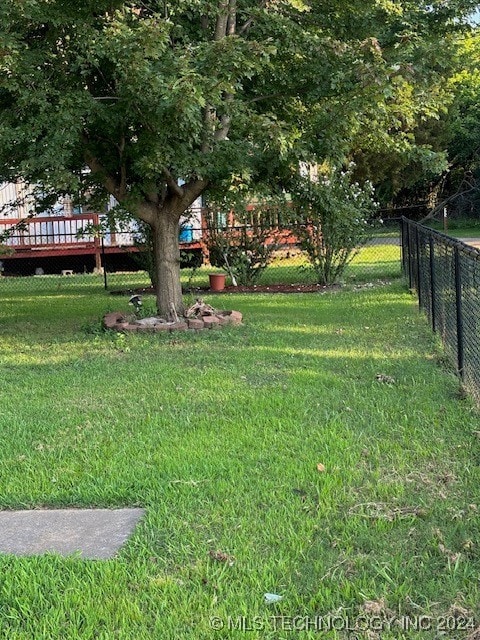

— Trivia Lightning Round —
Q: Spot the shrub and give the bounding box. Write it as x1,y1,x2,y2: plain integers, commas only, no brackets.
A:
204,203,283,286
0,244,14,257
289,166,378,285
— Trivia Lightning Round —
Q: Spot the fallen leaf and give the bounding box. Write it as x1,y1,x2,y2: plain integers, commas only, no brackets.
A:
362,598,387,616
316,463,326,473
438,543,461,563
209,550,235,566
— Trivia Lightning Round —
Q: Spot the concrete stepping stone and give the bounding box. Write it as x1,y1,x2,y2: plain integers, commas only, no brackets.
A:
0,508,145,559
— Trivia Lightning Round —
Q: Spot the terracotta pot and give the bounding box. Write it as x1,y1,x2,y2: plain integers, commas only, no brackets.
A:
209,273,226,291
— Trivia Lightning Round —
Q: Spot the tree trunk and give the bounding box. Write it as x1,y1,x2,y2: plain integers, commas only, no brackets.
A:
134,179,208,320
152,211,184,320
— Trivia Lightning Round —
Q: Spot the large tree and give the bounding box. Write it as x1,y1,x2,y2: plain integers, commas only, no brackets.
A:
436,30,480,218
346,4,480,209
0,0,476,316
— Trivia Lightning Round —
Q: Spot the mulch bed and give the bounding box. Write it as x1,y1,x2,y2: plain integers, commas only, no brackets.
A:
110,283,341,296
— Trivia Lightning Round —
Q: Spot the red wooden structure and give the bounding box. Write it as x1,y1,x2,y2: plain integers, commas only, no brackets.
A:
0,213,203,274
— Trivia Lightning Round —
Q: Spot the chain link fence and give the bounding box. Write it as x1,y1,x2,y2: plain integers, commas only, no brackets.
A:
402,217,480,403
0,218,401,294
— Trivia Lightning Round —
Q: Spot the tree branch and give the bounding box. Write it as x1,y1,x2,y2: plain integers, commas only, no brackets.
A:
419,183,479,224
215,1,229,41
180,178,209,210
82,134,125,202
227,0,237,35
134,201,158,227
200,14,209,33
202,105,215,152
116,134,127,200
162,167,184,198
214,94,233,141
140,185,159,206
238,0,268,36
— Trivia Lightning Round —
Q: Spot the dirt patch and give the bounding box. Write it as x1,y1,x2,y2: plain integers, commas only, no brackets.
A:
215,283,340,294
110,283,341,296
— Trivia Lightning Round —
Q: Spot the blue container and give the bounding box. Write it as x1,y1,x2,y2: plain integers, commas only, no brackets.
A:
179,225,193,243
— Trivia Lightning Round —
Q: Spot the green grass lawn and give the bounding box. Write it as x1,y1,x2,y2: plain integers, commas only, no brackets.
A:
107,240,400,290
0,281,479,639
425,218,480,239
0,241,401,295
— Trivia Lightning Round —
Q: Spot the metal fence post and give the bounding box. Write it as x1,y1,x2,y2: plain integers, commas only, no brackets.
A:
429,234,436,332
405,221,413,289
400,218,405,275
101,235,108,290
415,225,422,308
454,246,464,378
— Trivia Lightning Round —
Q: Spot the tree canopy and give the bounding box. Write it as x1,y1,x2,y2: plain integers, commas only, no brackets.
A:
438,31,480,217
0,0,477,314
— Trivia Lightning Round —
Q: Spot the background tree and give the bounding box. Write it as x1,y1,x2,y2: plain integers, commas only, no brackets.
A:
345,4,480,213
435,31,480,219
0,1,476,316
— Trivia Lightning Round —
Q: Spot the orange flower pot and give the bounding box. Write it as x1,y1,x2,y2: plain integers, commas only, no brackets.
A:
209,273,226,291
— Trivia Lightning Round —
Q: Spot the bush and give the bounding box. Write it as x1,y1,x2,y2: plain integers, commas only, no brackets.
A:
0,244,14,257
204,204,283,286
289,166,378,285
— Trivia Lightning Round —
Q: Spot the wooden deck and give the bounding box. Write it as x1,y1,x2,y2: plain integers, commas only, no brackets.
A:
0,213,203,274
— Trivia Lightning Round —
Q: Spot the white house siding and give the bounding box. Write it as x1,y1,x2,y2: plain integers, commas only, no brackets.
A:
0,182,36,218
1,182,204,249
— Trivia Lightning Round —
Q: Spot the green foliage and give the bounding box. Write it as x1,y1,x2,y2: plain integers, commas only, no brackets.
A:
0,0,477,308
0,1,474,196
449,36,480,171
204,203,283,285
0,244,15,258
436,31,480,218
344,11,476,206
290,166,378,284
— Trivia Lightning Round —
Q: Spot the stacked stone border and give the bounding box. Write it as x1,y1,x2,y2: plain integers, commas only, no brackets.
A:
103,310,243,333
